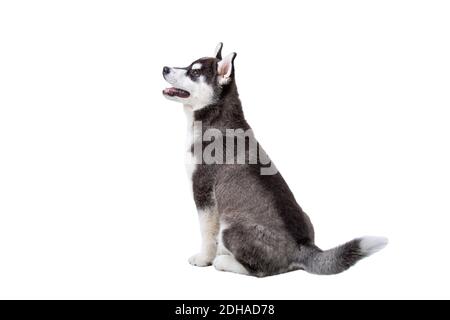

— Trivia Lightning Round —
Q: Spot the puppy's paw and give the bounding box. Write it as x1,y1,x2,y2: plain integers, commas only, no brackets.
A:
213,255,249,275
188,253,213,267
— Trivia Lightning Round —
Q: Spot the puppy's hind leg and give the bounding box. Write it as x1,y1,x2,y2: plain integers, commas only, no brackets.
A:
217,223,297,277
213,255,249,275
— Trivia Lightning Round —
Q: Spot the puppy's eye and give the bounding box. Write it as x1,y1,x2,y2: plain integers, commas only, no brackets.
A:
190,69,200,77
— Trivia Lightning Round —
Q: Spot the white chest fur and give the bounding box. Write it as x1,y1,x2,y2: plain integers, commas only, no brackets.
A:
184,106,197,192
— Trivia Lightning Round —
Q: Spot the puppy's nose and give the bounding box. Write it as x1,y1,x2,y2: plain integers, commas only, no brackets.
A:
163,66,170,75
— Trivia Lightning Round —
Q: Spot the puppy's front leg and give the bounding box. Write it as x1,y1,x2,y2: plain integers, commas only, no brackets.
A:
188,208,219,267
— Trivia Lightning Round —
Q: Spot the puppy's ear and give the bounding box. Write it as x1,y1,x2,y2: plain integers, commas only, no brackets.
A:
214,42,223,59
217,52,237,85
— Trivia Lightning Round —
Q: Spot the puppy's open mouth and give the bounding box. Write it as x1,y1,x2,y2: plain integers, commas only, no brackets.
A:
163,87,190,98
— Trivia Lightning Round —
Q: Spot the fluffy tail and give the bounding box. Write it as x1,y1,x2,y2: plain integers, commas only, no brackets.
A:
300,236,388,275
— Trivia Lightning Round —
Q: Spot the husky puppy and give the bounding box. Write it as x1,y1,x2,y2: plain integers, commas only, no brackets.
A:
162,43,387,277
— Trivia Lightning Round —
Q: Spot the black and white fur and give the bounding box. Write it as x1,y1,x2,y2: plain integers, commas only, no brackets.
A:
162,43,387,277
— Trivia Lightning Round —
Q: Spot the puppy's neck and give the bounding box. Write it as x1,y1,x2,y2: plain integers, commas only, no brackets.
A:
183,105,194,123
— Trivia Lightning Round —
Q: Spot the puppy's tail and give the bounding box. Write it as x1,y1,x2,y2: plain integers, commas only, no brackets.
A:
299,236,388,275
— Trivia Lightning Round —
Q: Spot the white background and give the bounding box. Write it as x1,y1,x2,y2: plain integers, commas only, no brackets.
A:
0,0,449,299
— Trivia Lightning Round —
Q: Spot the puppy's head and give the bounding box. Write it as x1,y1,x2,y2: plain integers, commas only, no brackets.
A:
162,43,237,109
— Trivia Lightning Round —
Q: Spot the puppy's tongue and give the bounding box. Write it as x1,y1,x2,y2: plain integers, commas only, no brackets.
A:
163,87,190,98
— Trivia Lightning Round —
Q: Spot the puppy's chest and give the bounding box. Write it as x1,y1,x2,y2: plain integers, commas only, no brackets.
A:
185,135,197,184
184,109,199,187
